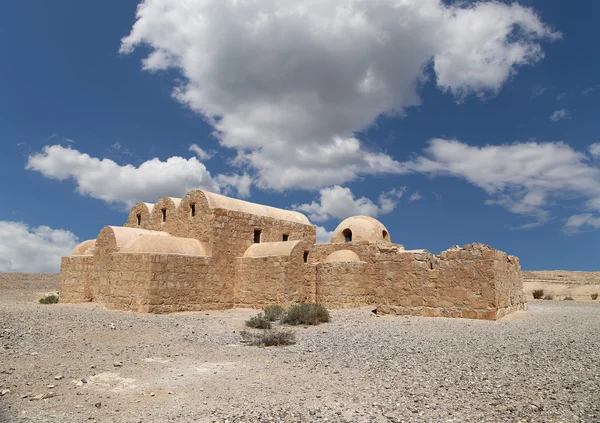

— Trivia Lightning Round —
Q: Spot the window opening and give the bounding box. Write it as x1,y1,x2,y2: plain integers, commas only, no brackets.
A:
342,228,352,242
282,234,289,241
161,208,167,223
254,229,262,244
136,214,141,226
382,230,389,240
303,251,309,264
190,203,196,217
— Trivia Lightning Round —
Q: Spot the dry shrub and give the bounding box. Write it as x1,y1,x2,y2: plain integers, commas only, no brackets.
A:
532,289,544,299
240,329,295,347
282,303,330,326
245,313,271,329
564,296,574,301
591,293,598,300
263,305,284,321
39,294,58,304
543,294,554,301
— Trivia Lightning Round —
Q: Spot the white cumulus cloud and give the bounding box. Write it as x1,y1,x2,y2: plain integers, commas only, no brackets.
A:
403,139,600,227
0,221,78,273
26,145,250,208
549,109,569,121
316,226,333,244
189,144,214,161
588,143,600,159
409,192,423,202
120,0,559,191
292,185,402,222
565,214,600,231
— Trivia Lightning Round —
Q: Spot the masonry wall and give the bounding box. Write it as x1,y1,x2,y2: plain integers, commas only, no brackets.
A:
143,255,219,313
235,256,316,308
493,254,526,319
375,244,523,320
59,256,95,303
316,262,374,308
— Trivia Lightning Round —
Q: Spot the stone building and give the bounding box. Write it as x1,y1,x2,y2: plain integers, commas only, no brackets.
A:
60,189,526,320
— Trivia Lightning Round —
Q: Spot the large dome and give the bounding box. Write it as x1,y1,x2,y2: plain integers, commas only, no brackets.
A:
330,216,391,244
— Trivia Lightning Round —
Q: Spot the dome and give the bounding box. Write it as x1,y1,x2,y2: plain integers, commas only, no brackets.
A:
71,239,96,256
324,250,361,262
330,216,391,244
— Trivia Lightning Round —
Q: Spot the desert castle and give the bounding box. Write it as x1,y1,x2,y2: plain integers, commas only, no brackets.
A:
60,189,526,320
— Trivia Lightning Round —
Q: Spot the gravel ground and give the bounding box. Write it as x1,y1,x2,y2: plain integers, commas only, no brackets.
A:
0,275,599,423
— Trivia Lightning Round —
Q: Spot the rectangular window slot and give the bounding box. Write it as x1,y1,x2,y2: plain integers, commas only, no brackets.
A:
303,251,309,264
282,234,289,241
254,229,261,244
190,203,196,217
162,208,167,222
136,214,141,226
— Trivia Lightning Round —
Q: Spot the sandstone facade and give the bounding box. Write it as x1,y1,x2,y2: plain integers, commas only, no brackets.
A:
59,189,526,320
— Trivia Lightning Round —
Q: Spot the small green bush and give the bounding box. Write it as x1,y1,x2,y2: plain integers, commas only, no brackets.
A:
245,313,271,329
543,294,554,301
240,329,295,347
263,305,284,321
591,293,598,300
532,289,544,299
39,294,58,304
564,296,574,301
281,303,330,326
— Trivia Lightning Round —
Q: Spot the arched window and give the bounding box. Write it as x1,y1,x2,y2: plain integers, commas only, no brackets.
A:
382,230,389,241
342,228,352,242
136,214,141,226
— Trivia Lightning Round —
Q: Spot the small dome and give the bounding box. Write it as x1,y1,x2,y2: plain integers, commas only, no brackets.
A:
71,239,96,256
330,216,391,244
324,250,361,262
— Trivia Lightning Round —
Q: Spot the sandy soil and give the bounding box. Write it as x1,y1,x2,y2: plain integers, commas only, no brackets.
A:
523,270,600,301
1,274,599,423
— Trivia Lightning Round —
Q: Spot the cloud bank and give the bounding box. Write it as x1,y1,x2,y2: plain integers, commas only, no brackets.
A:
120,0,559,191
26,145,250,208
0,221,78,273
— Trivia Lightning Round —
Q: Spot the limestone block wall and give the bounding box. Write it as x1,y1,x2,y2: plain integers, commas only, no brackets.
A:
493,254,526,319
100,253,156,312
143,254,218,313
235,241,316,307
375,244,523,320
315,262,374,308
59,256,95,303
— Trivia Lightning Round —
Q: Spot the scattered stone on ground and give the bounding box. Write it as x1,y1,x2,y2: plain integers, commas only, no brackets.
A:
0,273,599,423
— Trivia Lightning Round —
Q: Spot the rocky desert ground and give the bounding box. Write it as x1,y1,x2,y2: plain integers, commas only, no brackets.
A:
1,273,599,423
523,271,600,301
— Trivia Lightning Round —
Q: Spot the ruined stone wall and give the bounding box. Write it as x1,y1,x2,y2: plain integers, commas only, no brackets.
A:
374,244,523,320
493,255,526,319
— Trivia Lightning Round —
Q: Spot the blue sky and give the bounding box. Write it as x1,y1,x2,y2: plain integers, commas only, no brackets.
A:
1,0,599,272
